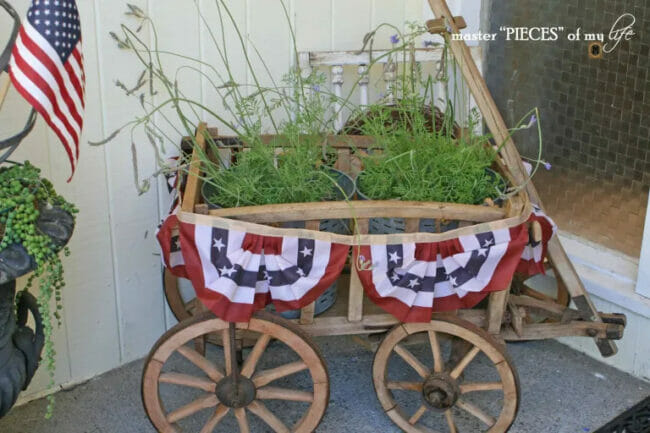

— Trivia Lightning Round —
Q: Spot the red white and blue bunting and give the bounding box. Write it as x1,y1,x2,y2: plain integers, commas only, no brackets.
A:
157,204,556,323
354,225,529,322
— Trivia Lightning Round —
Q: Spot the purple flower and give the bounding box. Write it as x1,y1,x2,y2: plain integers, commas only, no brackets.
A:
445,25,452,33
423,40,435,47
527,114,537,128
544,161,552,170
311,84,321,92
390,34,400,44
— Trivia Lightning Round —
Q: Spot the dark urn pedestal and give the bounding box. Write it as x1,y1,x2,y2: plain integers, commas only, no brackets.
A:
0,205,74,417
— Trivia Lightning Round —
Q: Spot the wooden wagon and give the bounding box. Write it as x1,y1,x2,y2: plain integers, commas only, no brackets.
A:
141,1,626,431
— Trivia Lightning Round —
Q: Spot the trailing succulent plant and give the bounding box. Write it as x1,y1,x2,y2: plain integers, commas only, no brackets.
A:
0,161,77,417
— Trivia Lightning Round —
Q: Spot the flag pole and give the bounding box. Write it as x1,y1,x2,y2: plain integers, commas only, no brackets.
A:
0,73,11,111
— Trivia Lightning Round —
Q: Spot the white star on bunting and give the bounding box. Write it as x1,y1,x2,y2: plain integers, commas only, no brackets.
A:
408,278,420,288
213,238,225,251
388,251,401,264
219,266,235,277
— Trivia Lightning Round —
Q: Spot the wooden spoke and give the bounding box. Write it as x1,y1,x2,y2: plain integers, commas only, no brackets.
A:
456,399,496,427
450,346,480,379
428,331,444,373
444,409,457,433
394,344,429,378
459,382,503,393
235,408,250,433
252,361,308,388
176,345,225,382
159,373,216,392
257,386,314,402
248,400,290,433
167,394,218,423
194,334,206,357
199,405,229,433
241,334,272,378
386,381,423,392
408,405,427,425
222,328,233,375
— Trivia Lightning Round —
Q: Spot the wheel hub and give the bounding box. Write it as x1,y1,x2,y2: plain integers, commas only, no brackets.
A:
422,372,460,410
215,375,256,408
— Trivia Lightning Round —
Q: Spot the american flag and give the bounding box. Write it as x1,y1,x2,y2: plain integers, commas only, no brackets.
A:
9,0,85,180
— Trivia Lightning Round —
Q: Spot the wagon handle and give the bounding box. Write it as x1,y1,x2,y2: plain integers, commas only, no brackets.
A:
426,0,619,357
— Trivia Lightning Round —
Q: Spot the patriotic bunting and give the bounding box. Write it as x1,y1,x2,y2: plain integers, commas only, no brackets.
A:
176,220,349,322
517,204,557,275
354,225,529,322
158,203,556,323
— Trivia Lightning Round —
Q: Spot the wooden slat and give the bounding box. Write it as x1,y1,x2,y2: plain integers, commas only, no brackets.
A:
247,400,290,433
167,394,218,423
299,220,320,325
486,288,509,334
159,372,216,392
256,386,314,402
299,302,316,325
294,310,486,337
409,405,427,425
336,148,351,173
241,334,272,378
456,399,495,427
348,219,369,322
426,16,467,33
394,344,429,378
181,123,209,213
386,381,423,392
404,218,420,233
460,382,503,393
234,408,249,433
252,361,308,388
176,345,225,382
450,346,480,379
501,320,623,341
199,405,229,433
307,47,480,66
208,200,507,225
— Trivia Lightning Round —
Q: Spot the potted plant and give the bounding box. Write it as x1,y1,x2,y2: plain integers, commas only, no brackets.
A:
0,161,77,417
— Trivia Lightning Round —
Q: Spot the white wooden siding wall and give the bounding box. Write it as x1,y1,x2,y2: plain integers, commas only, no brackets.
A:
1,0,431,402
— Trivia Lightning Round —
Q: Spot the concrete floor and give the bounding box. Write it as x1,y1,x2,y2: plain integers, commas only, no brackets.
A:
0,337,648,433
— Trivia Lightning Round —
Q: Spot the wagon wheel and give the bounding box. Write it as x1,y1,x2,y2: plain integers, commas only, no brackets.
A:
163,268,204,322
142,310,329,433
373,315,520,432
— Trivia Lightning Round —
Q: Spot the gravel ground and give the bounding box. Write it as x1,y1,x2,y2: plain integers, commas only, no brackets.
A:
0,336,648,433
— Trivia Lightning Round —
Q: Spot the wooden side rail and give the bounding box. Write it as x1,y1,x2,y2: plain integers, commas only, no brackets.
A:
202,200,510,224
